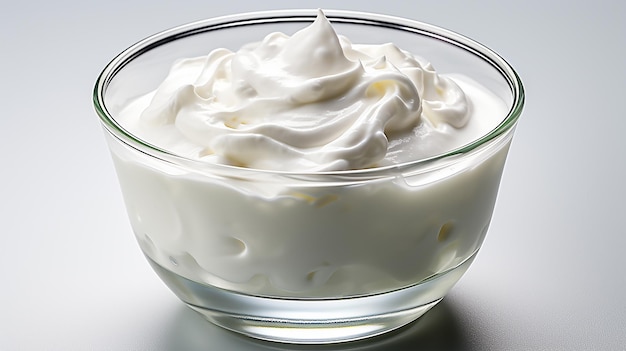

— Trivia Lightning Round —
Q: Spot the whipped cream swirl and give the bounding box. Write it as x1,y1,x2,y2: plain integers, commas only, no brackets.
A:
137,10,469,171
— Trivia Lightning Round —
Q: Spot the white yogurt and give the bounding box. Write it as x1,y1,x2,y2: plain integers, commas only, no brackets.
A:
108,10,511,297
118,10,502,172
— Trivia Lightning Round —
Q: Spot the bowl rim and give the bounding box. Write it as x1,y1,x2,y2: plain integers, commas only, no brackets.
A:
93,8,524,178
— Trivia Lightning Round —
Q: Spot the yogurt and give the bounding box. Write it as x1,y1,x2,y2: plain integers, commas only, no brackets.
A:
118,10,502,172
107,10,512,297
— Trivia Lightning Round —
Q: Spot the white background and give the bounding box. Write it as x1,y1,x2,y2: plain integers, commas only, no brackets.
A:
1,1,625,350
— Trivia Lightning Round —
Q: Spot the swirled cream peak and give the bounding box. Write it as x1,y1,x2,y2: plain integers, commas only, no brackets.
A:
129,10,474,171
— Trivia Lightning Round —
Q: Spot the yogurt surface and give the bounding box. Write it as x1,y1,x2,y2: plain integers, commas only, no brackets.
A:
118,10,505,171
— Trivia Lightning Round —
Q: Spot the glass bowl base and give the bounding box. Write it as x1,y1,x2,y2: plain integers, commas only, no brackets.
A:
193,297,441,344
146,252,475,344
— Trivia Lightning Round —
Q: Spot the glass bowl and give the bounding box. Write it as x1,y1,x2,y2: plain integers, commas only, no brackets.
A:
93,9,523,344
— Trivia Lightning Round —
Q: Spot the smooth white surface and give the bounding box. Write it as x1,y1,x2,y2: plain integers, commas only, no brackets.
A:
1,1,624,350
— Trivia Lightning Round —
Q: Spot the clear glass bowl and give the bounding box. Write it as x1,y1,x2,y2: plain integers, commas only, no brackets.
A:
93,9,524,344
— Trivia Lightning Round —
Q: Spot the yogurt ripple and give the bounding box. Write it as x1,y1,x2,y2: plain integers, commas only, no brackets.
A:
127,10,471,171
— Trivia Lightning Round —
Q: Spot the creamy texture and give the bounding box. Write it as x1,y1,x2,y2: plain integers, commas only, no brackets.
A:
111,139,510,297
119,10,499,171
108,11,513,297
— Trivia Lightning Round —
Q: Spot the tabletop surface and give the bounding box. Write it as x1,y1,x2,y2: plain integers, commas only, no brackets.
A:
2,1,625,350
